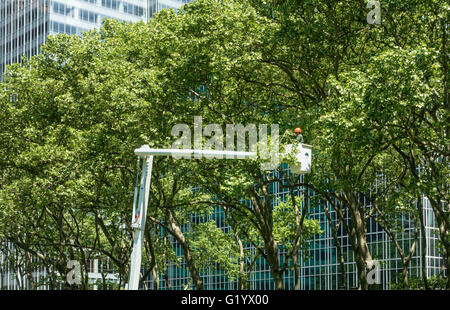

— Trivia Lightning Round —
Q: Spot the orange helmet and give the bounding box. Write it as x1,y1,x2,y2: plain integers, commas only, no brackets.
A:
294,127,302,134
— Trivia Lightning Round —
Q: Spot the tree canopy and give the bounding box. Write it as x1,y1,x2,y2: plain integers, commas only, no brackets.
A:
0,0,448,290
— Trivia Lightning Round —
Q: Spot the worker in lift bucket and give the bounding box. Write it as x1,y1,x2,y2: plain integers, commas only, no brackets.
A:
294,127,304,143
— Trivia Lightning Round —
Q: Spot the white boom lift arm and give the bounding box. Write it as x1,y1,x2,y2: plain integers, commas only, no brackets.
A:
127,144,312,290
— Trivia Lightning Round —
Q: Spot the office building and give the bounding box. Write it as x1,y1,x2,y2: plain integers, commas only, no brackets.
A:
0,0,190,75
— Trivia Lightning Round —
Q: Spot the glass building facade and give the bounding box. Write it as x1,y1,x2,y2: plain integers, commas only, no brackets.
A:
0,241,119,290
143,170,443,290
0,0,190,76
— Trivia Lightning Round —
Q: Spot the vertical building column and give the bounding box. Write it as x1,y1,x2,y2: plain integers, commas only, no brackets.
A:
8,0,12,68
15,0,18,63
1,1,5,74
43,0,47,45
28,0,32,58
37,0,40,54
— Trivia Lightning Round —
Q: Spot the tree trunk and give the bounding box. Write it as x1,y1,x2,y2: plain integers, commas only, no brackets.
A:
164,267,172,290
293,254,300,290
252,187,284,290
417,196,430,289
402,260,409,289
265,237,284,290
324,204,347,289
152,265,159,290
235,231,247,290
429,198,450,289
345,191,372,290
25,251,37,290
166,210,204,290
179,240,204,290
